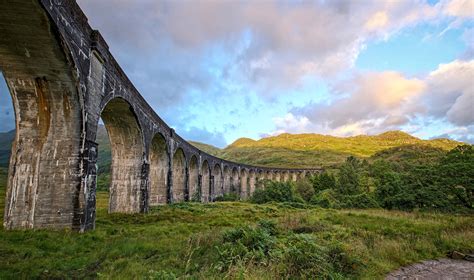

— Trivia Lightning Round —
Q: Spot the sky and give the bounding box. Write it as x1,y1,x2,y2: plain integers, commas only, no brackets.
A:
0,0,473,147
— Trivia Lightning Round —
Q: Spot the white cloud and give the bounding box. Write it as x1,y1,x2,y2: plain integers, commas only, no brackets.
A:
272,59,473,138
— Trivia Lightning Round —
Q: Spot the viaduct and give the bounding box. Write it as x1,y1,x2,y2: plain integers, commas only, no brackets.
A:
0,1,321,232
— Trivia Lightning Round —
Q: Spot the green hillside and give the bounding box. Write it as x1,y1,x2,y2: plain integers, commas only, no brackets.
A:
0,129,465,170
215,131,463,168
189,141,223,157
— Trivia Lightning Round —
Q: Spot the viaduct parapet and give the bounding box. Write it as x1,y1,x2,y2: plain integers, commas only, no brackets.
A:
0,1,322,231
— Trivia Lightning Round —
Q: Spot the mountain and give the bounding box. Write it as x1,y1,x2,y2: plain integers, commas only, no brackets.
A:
217,131,463,168
0,129,466,170
189,141,223,157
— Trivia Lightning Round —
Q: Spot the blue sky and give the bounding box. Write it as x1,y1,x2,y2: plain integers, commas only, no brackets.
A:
1,0,473,146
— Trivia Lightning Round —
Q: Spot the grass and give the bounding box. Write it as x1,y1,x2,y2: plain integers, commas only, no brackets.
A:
0,168,473,279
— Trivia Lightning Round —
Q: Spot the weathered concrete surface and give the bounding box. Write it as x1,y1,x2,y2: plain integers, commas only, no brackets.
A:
386,258,474,280
1,0,323,231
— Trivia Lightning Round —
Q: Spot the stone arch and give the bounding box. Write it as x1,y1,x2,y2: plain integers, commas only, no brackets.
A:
231,167,239,195
149,132,168,206
266,171,273,181
201,160,211,202
1,2,86,230
188,155,199,201
274,171,281,182
212,164,223,200
282,171,290,182
172,148,186,202
101,98,145,214
249,170,256,196
223,166,232,195
240,169,249,199
291,171,298,182
257,170,265,189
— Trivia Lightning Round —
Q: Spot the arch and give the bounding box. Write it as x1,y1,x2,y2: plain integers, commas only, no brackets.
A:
266,171,273,181
291,171,298,182
212,164,223,200
240,169,249,199
172,148,186,202
1,2,85,229
223,166,232,195
201,160,210,202
149,133,168,206
248,170,256,196
102,98,145,214
188,155,199,201
257,170,265,189
231,167,240,195
282,171,290,182
274,171,281,182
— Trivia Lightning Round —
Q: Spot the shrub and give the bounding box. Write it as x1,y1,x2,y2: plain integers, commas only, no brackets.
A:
279,234,332,278
215,221,277,271
294,179,315,202
250,181,295,204
310,172,337,193
310,189,342,208
214,193,240,202
339,192,379,209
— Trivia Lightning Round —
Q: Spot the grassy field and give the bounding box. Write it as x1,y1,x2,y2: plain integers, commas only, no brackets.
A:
0,168,473,279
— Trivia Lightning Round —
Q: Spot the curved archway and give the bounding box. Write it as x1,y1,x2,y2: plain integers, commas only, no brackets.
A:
212,164,223,200
291,171,298,182
257,170,264,190
223,166,231,195
249,170,256,196
266,171,273,181
274,171,281,182
188,155,199,201
149,133,168,206
201,160,210,202
102,98,145,214
172,148,186,202
231,167,240,195
240,169,249,199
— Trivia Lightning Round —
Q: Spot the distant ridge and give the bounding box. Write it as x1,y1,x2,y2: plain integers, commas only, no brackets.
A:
0,129,467,169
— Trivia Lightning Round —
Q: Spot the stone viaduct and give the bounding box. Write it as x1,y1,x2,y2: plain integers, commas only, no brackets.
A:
0,1,321,231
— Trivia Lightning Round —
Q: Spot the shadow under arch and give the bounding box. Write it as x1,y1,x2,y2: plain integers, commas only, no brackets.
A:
201,160,210,202
240,169,249,199
172,148,186,202
100,97,145,214
188,155,199,201
212,164,223,200
223,166,231,195
231,167,239,195
149,132,169,206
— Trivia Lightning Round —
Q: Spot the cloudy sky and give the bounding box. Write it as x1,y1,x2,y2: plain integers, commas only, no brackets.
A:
1,0,473,146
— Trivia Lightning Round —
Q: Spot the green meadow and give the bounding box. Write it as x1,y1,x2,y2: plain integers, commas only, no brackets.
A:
0,167,472,279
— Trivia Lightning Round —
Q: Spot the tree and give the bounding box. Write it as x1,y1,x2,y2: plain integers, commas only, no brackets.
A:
337,156,362,195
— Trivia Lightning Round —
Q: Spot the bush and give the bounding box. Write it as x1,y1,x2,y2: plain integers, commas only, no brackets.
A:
294,179,315,202
250,181,295,204
310,189,342,208
215,221,277,271
339,192,379,209
214,193,240,202
279,234,332,278
310,172,336,193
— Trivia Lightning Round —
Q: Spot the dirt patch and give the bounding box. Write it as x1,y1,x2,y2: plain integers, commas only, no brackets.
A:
386,258,474,280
